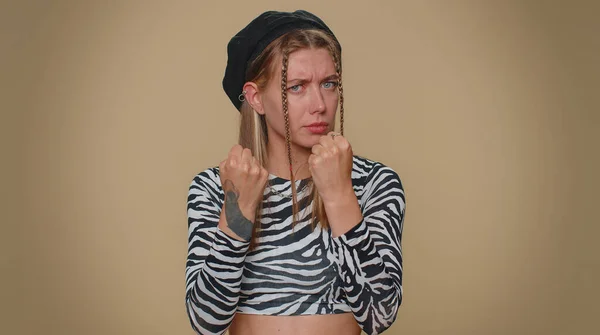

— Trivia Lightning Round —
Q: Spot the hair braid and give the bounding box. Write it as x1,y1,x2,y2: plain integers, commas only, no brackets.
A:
281,49,300,225
334,55,344,136
281,52,292,172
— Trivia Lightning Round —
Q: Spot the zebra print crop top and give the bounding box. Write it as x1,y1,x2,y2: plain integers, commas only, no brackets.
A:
185,156,405,335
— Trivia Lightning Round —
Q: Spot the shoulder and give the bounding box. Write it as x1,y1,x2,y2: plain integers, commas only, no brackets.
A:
352,155,403,188
188,166,223,199
352,155,406,213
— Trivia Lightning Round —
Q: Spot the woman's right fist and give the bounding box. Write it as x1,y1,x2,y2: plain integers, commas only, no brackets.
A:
219,145,269,223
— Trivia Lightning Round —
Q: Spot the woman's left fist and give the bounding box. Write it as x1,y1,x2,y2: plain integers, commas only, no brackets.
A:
308,132,354,204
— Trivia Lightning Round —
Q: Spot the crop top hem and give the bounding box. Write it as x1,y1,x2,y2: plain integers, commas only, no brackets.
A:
236,302,352,316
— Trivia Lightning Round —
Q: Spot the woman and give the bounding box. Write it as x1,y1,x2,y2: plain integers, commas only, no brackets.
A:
185,10,405,335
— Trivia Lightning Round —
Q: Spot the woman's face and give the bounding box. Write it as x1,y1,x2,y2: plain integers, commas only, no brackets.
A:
259,47,339,150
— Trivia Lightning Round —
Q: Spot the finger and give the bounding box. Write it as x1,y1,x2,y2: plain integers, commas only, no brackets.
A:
239,159,250,173
229,145,243,165
249,163,261,176
332,133,343,143
241,148,253,164
321,135,341,154
249,156,260,174
311,144,324,155
327,131,345,144
308,153,322,168
319,134,335,149
259,167,269,182
229,144,243,157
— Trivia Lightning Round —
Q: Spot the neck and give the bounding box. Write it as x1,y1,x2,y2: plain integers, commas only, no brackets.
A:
265,133,311,181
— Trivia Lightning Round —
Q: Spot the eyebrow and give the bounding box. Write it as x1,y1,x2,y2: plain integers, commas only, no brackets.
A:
321,74,340,82
287,74,339,84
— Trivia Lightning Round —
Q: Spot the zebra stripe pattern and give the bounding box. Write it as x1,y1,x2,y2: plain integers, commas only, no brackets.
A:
186,156,405,335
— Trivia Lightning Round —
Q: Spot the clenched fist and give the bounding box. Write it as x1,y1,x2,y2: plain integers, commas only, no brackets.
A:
219,145,268,241
308,132,354,205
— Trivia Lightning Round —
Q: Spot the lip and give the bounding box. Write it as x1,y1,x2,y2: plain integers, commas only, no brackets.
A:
305,122,329,134
307,122,329,127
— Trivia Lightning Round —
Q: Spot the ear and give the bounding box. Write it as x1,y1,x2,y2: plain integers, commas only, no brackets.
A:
243,82,264,115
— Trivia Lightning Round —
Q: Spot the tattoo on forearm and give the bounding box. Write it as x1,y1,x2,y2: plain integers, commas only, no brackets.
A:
223,180,253,241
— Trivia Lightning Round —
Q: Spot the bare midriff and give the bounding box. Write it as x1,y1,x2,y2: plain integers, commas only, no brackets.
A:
228,312,361,335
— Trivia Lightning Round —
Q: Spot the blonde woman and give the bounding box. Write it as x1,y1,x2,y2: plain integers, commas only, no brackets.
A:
185,10,406,335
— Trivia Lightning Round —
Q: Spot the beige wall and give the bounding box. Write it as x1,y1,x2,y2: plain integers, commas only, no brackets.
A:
2,0,598,334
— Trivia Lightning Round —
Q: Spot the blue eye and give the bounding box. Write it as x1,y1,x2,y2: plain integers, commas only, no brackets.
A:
322,81,338,89
289,85,302,92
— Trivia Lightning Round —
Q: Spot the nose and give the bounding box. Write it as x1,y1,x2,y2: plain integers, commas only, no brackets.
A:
309,86,326,114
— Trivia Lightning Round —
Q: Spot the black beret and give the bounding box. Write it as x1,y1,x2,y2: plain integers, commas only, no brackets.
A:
222,10,340,111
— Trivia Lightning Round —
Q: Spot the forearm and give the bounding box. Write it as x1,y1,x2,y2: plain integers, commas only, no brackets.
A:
185,168,262,334
330,221,402,335
186,226,249,334
323,187,363,238
325,185,403,335
186,209,251,334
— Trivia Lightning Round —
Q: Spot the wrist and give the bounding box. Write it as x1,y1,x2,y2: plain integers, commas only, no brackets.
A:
239,204,257,222
323,191,363,238
322,186,357,208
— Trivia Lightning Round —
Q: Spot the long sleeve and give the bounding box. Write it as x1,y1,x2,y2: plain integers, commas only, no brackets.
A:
329,163,405,335
185,168,250,335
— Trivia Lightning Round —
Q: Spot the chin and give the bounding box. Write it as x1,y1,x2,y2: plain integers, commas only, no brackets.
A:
294,141,317,150
289,129,332,149
292,137,321,150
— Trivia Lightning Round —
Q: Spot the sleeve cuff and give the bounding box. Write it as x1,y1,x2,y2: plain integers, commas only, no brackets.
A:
213,227,251,253
329,220,374,274
331,219,369,248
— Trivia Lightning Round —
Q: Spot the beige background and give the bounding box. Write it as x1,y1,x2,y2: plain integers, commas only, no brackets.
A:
2,0,599,334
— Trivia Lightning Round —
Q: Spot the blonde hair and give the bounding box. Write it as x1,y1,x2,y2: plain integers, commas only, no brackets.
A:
238,29,344,250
